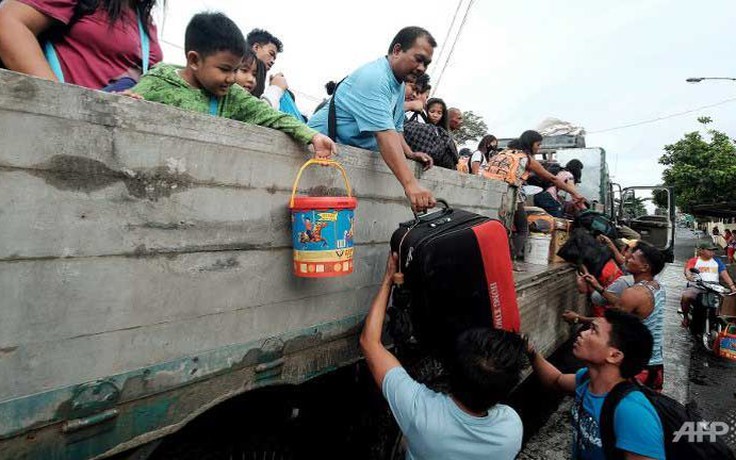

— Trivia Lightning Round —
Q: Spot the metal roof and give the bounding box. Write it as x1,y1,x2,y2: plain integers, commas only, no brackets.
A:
690,202,736,218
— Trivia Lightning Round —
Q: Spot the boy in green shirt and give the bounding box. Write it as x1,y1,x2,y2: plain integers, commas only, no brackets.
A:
133,12,335,158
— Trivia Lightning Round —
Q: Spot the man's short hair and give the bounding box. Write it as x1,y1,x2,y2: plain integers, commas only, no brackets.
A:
246,28,284,52
185,12,246,58
449,328,528,413
415,73,431,94
388,26,437,54
604,309,653,378
634,241,666,276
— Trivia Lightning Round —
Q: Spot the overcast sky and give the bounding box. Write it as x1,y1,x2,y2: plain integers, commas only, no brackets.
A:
154,0,736,188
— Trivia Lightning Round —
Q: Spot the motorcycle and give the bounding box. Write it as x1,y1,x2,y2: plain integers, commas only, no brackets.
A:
685,267,736,351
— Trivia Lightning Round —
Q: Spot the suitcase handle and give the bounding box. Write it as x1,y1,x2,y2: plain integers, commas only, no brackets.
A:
412,199,450,224
395,199,450,284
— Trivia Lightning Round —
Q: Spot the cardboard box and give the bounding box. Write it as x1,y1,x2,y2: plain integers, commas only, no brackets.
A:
549,219,572,263
722,294,736,317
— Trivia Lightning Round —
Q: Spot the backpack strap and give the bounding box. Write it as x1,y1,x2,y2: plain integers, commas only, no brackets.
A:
137,10,150,74
600,380,638,460
44,42,65,82
327,78,346,142
209,96,219,116
43,3,87,83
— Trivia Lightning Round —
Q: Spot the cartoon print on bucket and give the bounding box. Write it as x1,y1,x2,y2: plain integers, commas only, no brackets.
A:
289,160,357,278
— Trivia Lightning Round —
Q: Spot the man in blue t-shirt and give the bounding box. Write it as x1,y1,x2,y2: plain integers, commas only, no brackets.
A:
360,253,527,459
529,309,665,459
309,27,437,212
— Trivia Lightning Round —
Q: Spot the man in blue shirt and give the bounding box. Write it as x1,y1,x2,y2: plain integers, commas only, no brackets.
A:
529,309,665,459
309,27,437,212
360,253,528,459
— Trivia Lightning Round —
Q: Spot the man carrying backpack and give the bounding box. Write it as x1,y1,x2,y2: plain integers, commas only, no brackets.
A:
528,309,666,459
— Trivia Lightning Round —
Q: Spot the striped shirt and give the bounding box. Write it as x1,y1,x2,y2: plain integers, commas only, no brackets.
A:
637,280,665,366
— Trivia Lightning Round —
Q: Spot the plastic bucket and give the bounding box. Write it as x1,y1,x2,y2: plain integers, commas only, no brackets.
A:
716,323,736,361
289,160,357,278
524,233,551,265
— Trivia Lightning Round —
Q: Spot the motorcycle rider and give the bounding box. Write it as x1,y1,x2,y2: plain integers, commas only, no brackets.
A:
680,242,736,328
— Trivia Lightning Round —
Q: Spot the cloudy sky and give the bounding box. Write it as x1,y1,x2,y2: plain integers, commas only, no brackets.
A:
154,0,736,188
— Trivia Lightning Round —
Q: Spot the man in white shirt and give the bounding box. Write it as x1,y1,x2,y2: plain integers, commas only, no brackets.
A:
680,241,736,327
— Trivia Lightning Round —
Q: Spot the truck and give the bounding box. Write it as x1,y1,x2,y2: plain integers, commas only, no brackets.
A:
0,70,590,459
500,134,676,262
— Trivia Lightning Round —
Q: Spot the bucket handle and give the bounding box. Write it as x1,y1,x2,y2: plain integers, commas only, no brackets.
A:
289,159,352,208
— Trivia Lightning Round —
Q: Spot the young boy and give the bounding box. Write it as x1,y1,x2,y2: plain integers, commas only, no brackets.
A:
133,13,334,158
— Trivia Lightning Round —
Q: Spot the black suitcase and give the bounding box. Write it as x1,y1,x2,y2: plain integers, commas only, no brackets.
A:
388,201,521,359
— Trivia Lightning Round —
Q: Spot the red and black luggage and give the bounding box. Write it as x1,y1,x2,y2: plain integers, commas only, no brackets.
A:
388,201,520,359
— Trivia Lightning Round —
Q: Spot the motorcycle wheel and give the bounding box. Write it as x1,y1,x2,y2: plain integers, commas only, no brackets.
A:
704,316,726,352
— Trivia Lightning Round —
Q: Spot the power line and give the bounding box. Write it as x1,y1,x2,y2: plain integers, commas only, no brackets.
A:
432,0,475,96
431,0,463,78
293,90,323,103
160,38,184,51
588,96,736,134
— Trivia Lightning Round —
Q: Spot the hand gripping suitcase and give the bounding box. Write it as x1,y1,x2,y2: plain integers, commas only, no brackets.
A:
389,201,521,359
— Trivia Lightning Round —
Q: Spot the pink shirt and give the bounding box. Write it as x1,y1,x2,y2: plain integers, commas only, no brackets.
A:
21,0,163,89
546,170,575,199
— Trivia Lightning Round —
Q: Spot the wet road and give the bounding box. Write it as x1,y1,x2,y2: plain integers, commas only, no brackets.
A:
520,228,736,458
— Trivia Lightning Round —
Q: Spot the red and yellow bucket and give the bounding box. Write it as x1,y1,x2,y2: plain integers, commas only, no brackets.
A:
289,160,357,278
715,322,736,361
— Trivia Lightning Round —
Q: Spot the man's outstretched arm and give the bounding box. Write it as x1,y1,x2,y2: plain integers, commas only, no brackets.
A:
360,253,402,388
375,130,435,212
527,340,577,394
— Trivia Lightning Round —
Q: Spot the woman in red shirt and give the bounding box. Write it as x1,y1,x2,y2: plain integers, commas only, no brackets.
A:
0,0,162,90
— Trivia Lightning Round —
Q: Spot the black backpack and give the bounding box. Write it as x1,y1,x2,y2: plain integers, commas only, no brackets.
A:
599,379,735,460
574,210,618,240
526,161,562,189
556,228,614,278
403,121,458,170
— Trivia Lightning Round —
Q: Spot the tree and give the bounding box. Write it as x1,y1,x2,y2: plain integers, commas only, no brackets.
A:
659,118,736,214
622,196,647,219
652,188,670,212
453,110,488,145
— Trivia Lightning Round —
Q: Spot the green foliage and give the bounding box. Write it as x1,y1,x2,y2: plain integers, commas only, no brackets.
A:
659,119,736,213
622,196,648,219
454,110,488,145
651,188,670,210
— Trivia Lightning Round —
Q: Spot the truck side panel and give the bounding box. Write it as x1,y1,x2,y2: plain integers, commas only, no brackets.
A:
0,70,583,459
